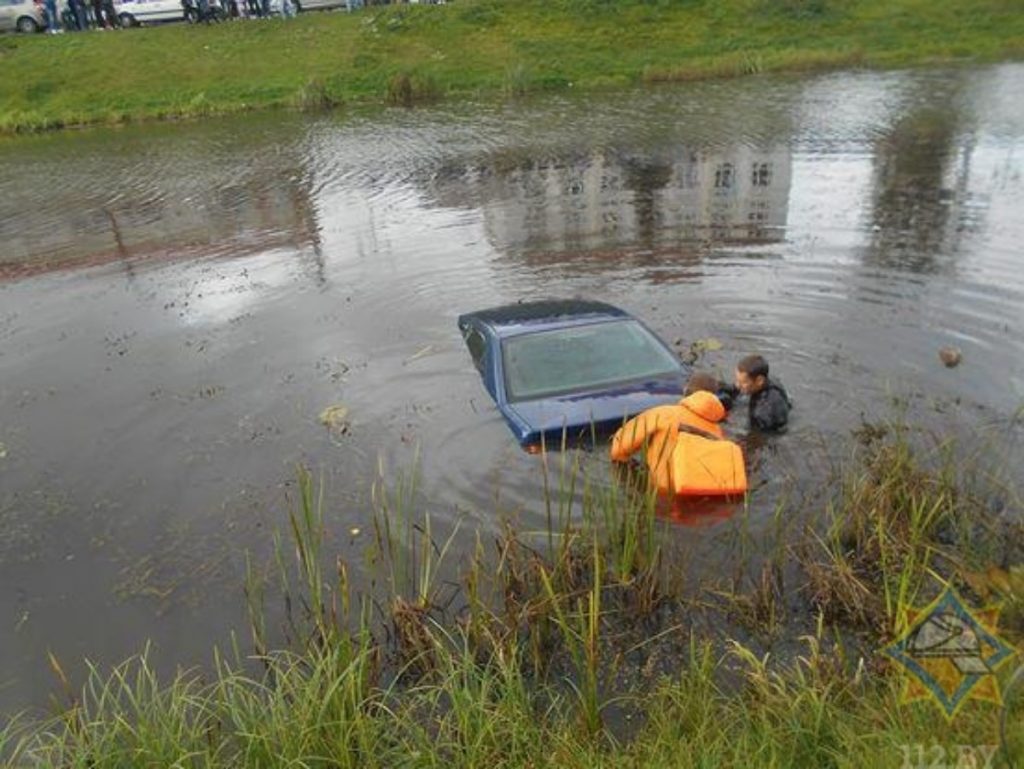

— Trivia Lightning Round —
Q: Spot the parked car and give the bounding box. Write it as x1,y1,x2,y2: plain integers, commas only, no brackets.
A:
113,0,185,25
0,0,46,32
291,0,346,12
458,299,689,449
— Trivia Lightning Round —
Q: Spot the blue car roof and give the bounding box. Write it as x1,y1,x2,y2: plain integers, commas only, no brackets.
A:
458,299,690,447
458,299,629,338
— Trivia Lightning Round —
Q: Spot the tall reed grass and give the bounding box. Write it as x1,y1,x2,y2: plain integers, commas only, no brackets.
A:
3,420,1021,767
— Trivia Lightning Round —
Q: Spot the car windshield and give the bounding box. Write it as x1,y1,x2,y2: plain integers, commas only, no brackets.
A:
502,320,680,402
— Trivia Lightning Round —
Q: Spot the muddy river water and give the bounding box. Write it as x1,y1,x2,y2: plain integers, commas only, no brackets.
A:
1,63,1023,713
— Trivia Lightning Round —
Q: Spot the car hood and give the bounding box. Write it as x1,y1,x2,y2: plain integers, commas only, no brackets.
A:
504,374,687,446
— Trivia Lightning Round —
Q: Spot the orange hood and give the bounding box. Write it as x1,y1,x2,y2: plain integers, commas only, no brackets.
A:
678,391,726,430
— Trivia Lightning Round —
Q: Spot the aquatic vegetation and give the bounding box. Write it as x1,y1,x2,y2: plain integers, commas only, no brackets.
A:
384,72,441,107
292,76,341,112
3,422,1022,766
318,404,350,431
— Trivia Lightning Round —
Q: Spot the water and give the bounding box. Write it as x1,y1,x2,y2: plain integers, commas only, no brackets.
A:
1,63,1022,713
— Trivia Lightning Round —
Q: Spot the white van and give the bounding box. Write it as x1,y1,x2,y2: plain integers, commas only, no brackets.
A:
113,0,184,25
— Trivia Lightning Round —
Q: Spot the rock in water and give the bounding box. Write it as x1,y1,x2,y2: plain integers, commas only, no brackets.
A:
938,346,962,368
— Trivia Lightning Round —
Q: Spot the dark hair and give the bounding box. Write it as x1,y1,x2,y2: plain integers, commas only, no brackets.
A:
737,354,769,379
685,371,720,396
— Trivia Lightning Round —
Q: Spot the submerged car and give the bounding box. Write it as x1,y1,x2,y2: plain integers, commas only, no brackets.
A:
458,299,689,449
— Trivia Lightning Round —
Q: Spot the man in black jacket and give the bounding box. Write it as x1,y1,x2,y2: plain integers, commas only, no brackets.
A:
731,354,791,432
684,359,791,432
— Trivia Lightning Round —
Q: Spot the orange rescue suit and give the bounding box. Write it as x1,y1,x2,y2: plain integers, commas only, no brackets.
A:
610,391,748,497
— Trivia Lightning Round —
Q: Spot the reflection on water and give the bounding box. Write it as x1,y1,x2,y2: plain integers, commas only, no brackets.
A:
0,118,323,281
1,64,1023,715
424,143,790,279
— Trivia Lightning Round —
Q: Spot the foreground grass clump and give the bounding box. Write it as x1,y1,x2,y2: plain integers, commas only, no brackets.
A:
2,0,1023,134
2,423,1022,766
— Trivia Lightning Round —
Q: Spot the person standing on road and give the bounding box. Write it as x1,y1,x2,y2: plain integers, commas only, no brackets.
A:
101,0,119,27
68,0,87,29
45,0,61,31
90,0,106,27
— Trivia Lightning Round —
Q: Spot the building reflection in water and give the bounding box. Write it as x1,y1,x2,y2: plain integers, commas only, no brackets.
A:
0,141,324,284
424,142,792,279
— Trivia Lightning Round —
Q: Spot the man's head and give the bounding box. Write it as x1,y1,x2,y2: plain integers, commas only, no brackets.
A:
684,371,720,396
735,354,769,395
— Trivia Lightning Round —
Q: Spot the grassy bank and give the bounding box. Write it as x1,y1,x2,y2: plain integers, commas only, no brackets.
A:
1,0,1023,134
2,421,1022,766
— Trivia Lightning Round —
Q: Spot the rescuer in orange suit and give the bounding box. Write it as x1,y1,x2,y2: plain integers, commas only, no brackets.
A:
609,372,747,497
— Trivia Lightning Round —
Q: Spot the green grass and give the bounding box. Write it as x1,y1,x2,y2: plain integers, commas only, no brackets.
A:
3,421,1022,767
1,0,1023,133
